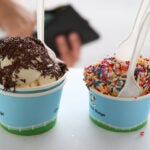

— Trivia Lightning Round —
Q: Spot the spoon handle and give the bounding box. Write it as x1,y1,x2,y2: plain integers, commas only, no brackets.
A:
116,0,150,61
131,0,150,37
0,29,7,39
37,0,44,42
127,12,150,78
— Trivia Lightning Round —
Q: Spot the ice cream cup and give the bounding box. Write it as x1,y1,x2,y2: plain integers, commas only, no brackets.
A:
0,81,65,136
88,88,150,132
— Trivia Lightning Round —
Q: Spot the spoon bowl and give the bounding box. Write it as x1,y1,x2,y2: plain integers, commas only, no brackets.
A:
119,75,142,98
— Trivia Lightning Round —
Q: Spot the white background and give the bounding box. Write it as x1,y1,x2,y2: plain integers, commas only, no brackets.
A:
20,0,150,67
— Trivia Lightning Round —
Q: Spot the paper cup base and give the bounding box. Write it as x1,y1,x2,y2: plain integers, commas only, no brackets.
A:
90,115,148,132
0,119,56,136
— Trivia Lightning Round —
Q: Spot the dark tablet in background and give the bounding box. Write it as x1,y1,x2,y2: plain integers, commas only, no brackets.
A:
34,5,100,57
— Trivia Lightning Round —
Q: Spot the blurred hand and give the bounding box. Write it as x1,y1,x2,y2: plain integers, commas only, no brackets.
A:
0,0,36,37
55,32,81,67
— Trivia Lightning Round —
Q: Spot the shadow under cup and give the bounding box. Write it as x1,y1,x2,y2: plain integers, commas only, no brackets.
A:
89,89,150,132
0,80,65,136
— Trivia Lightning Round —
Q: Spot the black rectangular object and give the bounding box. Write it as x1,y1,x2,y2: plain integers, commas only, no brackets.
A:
34,5,100,56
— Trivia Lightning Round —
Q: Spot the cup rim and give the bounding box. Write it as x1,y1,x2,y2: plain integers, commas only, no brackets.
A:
0,80,65,98
90,88,150,101
0,72,67,92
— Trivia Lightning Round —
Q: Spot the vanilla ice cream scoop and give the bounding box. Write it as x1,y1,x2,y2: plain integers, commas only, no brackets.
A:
0,37,67,91
0,56,41,85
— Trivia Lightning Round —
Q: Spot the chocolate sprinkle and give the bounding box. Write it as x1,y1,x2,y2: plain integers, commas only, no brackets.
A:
0,37,68,91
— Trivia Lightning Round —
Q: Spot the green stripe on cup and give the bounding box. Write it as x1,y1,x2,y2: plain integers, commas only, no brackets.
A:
0,119,56,136
90,116,147,132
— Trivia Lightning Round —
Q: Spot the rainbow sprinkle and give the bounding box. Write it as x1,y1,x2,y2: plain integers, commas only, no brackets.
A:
83,56,150,97
140,131,145,136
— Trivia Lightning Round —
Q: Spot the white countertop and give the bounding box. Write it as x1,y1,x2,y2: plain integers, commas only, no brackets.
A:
0,68,150,150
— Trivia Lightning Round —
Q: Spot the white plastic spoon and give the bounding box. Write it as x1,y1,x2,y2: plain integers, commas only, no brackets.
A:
119,12,150,98
116,0,150,61
37,0,56,60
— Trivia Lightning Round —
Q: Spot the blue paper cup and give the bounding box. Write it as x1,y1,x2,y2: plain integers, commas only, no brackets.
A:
89,88,150,132
0,73,67,94
0,81,65,135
